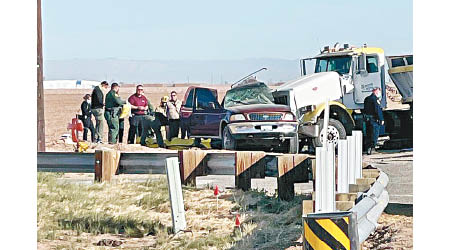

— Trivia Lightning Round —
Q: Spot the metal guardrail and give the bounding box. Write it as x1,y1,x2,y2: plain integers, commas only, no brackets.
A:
37,152,95,173
119,152,177,174
37,151,238,175
37,151,283,176
351,170,390,244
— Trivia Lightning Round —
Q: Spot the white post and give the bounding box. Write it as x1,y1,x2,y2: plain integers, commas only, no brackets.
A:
315,147,323,212
347,135,356,184
315,144,336,213
322,99,330,147
165,157,186,233
353,131,363,179
337,139,349,193
324,142,336,212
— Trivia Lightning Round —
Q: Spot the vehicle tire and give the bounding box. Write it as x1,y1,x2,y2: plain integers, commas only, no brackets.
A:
288,133,299,154
222,125,236,150
312,118,347,148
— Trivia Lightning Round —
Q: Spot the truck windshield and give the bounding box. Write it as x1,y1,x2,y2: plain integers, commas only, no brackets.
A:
315,56,352,75
223,83,275,108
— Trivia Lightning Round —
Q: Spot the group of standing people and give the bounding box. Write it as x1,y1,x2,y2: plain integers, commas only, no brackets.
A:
79,81,185,148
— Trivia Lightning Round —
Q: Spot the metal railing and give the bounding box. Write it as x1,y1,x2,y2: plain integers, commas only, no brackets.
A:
37,151,236,175
351,171,390,244
315,128,390,245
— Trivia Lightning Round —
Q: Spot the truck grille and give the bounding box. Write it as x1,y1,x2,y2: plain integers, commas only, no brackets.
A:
248,113,283,121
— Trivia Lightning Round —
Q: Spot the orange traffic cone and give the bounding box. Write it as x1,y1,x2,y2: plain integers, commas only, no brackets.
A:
214,185,219,196
235,214,241,227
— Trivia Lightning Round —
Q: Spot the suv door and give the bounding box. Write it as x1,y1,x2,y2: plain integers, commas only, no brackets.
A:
180,88,195,137
190,88,225,137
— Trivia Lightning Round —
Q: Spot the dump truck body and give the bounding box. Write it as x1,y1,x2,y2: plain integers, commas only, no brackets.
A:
386,55,413,104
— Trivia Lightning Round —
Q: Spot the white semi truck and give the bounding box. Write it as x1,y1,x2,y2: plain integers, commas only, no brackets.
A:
273,43,413,150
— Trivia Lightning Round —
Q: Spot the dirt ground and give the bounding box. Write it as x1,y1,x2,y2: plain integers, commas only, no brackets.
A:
362,213,413,250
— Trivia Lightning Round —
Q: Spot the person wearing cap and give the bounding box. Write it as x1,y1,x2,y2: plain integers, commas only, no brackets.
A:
91,81,109,143
140,99,165,148
80,94,95,142
104,83,127,144
127,85,149,144
156,96,170,139
166,91,182,140
363,87,384,155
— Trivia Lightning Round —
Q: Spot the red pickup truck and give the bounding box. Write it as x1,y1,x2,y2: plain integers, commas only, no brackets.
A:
180,81,299,153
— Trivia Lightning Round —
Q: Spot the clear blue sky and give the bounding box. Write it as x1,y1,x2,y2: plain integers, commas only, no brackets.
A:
43,0,412,60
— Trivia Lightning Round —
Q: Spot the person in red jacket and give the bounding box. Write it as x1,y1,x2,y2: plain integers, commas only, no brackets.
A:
127,85,149,144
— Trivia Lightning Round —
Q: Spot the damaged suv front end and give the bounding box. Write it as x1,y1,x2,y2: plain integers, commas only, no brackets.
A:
222,81,299,153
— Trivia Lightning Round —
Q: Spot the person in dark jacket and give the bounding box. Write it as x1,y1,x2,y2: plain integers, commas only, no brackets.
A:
91,81,109,143
80,94,95,142
104,83,127,144
363,87,384,154
141,100,165,148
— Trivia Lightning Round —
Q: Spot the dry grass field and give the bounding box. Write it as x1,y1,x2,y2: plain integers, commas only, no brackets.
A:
37,173,307,250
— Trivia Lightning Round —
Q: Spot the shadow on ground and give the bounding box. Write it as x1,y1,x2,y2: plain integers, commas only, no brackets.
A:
384,203,413,217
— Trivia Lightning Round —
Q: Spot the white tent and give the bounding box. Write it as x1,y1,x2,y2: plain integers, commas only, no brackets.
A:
43,80,99,89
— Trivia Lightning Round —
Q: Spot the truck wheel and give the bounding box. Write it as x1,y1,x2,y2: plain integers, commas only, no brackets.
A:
222,126,236,150
313,118,346,148
288,133,299,154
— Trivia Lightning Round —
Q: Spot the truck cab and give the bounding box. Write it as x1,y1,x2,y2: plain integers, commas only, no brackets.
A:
273,44,388,148
181,81,299,153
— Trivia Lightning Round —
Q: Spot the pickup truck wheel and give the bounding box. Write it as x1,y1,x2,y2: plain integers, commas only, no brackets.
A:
288,133,299,154
222,126,236,150
313,118,346,148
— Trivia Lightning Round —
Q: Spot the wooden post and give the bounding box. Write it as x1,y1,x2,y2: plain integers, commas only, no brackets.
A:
235,151,266,191
302,200,314,215
178,150,207,186
277,154,310,201
94,149,121,182
37,0,46,152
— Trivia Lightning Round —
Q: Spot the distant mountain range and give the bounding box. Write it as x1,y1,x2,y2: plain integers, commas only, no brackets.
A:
43,58,301,84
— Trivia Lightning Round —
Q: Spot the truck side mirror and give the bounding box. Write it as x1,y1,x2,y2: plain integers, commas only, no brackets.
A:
357,53,367,74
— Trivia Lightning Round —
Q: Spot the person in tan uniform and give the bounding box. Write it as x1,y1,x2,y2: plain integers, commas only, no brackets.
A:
166,91,182,140
156,96,169,139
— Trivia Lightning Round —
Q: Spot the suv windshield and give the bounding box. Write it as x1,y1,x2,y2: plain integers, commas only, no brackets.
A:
223,83,275,108
315,56,352,75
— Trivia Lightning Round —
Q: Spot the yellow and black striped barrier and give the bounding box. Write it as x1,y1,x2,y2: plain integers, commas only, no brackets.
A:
303,211,359,250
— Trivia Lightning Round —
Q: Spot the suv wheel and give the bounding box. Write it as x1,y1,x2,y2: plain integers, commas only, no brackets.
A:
222,126,236,150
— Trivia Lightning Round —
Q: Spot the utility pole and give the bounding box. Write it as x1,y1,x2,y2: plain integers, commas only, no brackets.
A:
37,0,46,152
